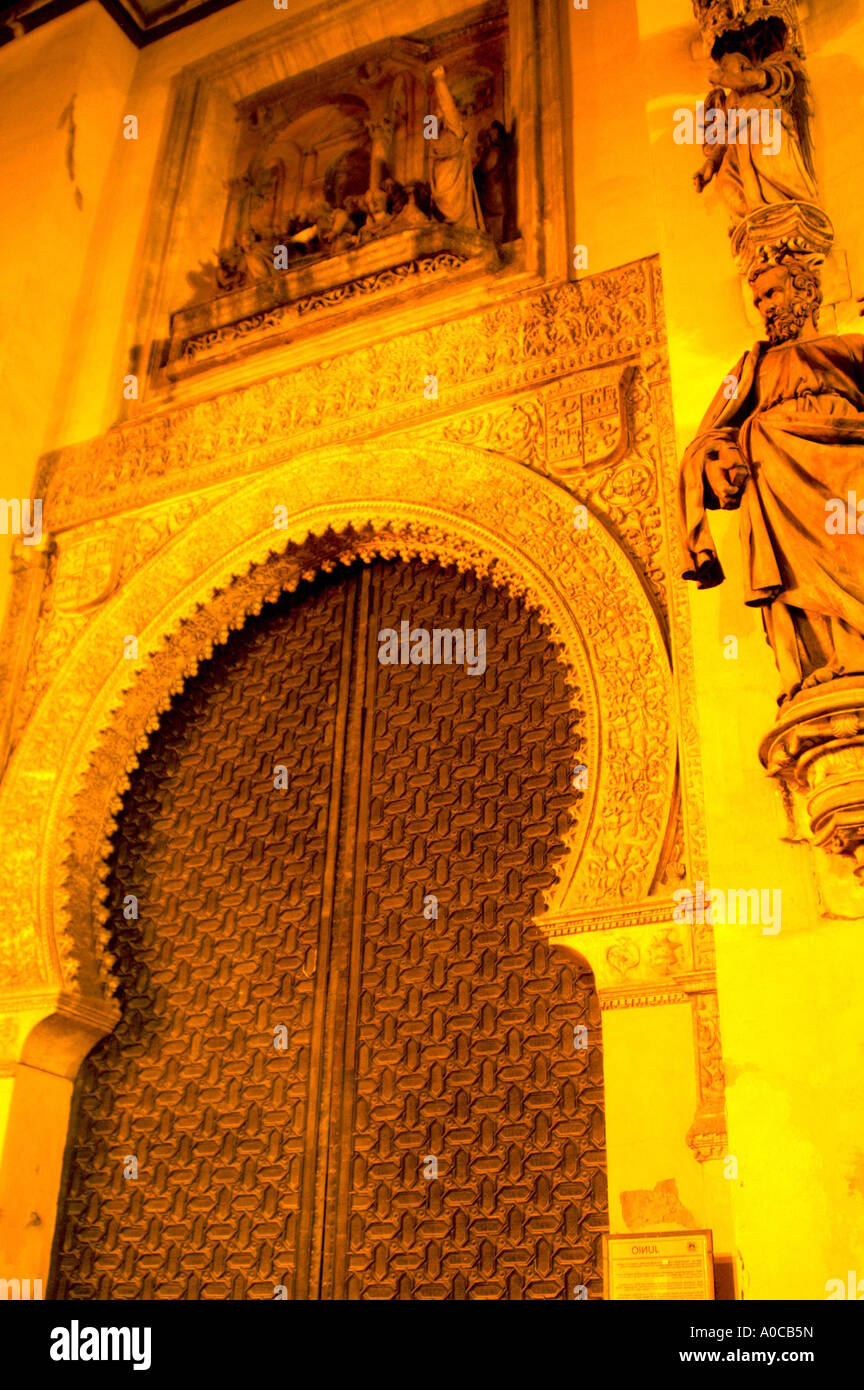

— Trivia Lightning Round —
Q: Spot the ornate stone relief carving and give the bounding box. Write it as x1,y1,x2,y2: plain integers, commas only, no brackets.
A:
0,538,53,778
171,241,493,377
0,255,723,1151
13,266,672,795
2,494,223,765
13,260,701,915
37,262,665,530
54,530,123,612
169,14,514,376
692,1,804,56
411,360,668,612
685,988,728,1162
0,454,673,1001
760,681,864,881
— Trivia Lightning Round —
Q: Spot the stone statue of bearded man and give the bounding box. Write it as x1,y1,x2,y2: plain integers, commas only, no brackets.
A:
679,254,864,703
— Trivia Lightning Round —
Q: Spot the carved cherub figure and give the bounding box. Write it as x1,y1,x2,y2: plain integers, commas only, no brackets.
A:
693,48,816,226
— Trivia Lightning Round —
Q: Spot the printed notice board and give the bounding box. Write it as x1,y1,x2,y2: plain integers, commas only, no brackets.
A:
605,1230,714,1300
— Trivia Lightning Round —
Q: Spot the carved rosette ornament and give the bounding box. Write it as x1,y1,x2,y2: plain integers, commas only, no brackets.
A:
760,681,864,881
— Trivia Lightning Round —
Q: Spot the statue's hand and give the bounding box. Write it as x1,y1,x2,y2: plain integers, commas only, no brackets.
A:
709,52,767,95
694,165,713,193
705,450,749,510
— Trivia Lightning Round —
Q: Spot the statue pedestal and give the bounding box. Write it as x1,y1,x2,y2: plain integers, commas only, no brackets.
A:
760,678,864,882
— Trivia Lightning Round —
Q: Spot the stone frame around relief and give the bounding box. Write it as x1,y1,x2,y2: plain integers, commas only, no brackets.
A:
122,0,568,407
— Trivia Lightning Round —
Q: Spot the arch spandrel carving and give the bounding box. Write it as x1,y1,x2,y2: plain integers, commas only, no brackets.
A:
0,442,674,1010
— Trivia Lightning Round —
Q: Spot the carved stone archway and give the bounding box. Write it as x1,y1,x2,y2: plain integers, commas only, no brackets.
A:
0,440,677,1287
1,440,674,1008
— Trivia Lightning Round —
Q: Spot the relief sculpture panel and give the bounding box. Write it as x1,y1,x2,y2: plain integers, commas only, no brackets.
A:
168,10,515,377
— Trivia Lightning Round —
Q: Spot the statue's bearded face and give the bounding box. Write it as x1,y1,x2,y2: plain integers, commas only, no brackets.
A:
752,264,820,345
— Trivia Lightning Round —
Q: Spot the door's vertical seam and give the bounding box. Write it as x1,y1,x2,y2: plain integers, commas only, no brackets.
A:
295,573,358,1300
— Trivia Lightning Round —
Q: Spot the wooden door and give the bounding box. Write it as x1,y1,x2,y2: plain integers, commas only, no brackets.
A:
52,559,607,1300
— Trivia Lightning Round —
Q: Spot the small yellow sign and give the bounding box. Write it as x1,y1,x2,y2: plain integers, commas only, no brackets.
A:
605,1230,714,1301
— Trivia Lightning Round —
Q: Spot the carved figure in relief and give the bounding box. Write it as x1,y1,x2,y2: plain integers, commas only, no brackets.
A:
234,226,279,281
357,185,394,240
679,255,864,702
474,120,515,243
213,245,245,293
230,162,283,240
366,114,394,196
184,43,504,308
428,65,484,231
693,48,816,226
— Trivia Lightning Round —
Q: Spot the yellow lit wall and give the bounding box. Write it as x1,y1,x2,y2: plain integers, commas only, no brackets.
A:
0,2,136,620
562,0,864,1298
634,0,864,1299
1,0,863,1301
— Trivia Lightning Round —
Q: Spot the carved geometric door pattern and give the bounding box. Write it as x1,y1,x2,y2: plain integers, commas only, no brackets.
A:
51,558,607,1300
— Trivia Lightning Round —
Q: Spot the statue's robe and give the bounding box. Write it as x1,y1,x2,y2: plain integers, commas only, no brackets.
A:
703,57,816,221
429,121,484,231
679,333,864,697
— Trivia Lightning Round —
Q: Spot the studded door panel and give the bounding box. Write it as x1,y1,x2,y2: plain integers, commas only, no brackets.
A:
52,560,607,1301
52,580,348,1299
324,562,607,1299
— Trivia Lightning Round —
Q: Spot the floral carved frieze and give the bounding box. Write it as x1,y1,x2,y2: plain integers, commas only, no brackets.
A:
37,260,664,532
171,242,487,377
416,360,667,610
2,495,221,764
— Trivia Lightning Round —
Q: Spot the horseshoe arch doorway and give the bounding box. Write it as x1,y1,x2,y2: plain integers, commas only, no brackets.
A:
50,556,607,1300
